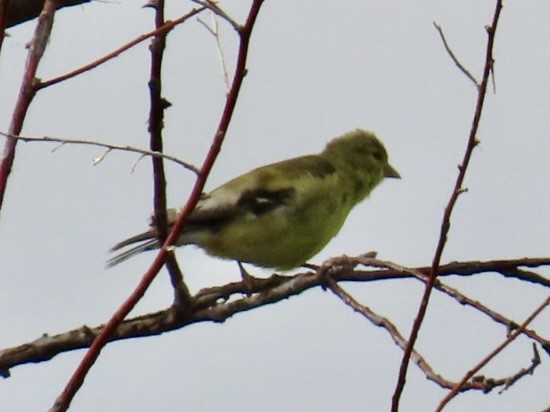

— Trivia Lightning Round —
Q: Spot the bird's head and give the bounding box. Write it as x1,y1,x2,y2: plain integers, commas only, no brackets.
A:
323,129,400,183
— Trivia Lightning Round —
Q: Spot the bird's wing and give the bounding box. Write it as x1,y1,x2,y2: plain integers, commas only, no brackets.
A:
183,155,337,230
107,155,338,266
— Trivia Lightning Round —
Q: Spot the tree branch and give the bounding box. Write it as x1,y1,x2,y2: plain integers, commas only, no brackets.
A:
48,1,266,410
327,279,542,394
1,132,200,173
146,0,191,307
392,2,504,409
1,256,547,380
433,21,480,89
36,7,206,90
436,295,550,411
0,0,55,213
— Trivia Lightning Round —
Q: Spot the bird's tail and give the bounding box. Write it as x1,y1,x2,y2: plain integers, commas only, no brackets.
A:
107,230,159,268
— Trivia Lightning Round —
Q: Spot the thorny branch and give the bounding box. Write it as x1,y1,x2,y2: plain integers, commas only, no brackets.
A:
146,0,191,307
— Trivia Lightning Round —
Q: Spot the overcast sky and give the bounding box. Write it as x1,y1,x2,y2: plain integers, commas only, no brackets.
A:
1,1,549,411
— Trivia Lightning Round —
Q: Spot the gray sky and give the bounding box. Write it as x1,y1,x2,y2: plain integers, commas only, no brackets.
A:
1,1,549,411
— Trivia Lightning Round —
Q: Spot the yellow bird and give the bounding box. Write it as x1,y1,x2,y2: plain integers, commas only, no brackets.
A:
108,129,399,270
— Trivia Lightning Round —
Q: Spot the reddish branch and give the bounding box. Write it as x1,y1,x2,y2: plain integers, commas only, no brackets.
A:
49,1,265,410
0,0,56,210
36,7,206,90
392,2,504,410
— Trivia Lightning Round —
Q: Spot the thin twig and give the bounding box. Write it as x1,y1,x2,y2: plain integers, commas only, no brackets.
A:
36,7,206,90
498,344,540,395
1,132,200,173
433,22,481,90
197,11,231,92
435,295,550,411
327,278,541,394
191,0,240,32
392,4,504,410
353,256,550,348
326,279,455,388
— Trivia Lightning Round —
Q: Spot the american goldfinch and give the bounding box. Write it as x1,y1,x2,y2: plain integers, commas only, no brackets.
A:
108,129,399,270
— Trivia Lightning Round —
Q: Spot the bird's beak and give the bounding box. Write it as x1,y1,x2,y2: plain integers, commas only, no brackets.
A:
384,163,401,179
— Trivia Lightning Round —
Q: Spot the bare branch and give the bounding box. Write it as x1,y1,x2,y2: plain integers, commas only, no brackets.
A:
0,0,56,213
1,132,200,174
36,7,206,90
498,344,540,394
433,22,480,89
436,295,550,411
327,279,541,394
191,0,240,32
1,256,548,379
327,279,455,389
145,0,191,309
393,3,505,409
49,2,266,410
353,256,550,348
197,11,231,92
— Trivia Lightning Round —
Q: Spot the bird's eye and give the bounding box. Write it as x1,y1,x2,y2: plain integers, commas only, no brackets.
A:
372,150,384,162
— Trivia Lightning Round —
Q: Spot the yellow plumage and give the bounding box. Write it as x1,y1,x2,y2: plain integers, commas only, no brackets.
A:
108,129,399,270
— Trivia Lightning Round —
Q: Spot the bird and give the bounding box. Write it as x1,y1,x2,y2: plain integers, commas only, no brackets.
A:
107,129,399,270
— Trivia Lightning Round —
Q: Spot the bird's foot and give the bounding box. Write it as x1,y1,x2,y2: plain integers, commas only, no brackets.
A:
238,261,264,295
